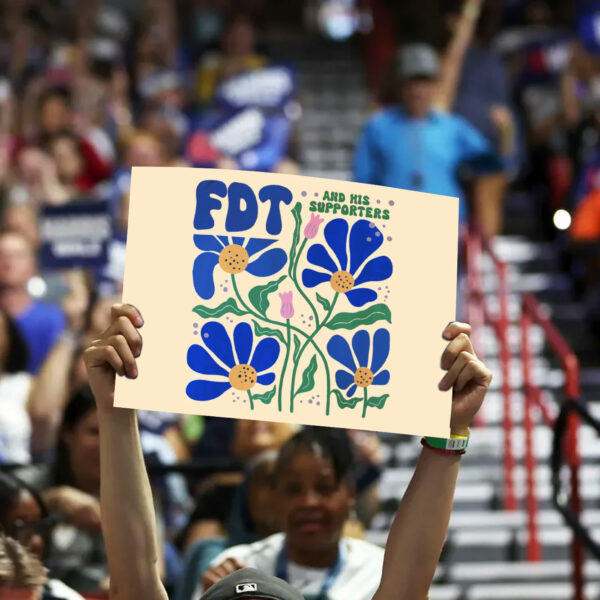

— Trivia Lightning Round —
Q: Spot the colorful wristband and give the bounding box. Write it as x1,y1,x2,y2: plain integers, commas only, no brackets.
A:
421,438,466,455
423,431,469,452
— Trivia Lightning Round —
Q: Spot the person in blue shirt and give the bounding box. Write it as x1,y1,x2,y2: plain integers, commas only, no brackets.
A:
0,231,65,373
354,43,504,225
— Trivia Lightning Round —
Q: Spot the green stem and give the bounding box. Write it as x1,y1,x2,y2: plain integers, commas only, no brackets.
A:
291,238,320,328
290,293,339,414
362,387,368,419
278,319,291,412
247,390,254,410
231,274,331,411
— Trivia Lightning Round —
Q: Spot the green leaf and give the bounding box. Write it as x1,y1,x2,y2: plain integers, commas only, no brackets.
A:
316,293,331,312
248,275,287,316
366,394,389,409
325,303,392,330
332,388,362,409
252,320,286,345
288,202,302,273
292,335,301,364
253,386,276,405
295,354,317,395
193,298,248,319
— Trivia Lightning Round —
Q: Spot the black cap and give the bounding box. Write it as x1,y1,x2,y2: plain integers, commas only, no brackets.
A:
200,568,304,600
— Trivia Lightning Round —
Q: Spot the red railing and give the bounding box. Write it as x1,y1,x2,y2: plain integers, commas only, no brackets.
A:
465,226,584,599
465,227,516,510
521,293,583,599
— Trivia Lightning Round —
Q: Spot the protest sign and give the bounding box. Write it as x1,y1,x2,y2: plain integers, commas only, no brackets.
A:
40,200,112,270
115,168,458,437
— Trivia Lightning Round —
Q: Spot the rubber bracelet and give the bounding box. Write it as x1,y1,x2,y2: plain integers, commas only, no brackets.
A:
424,432,469,452
421,438,465,455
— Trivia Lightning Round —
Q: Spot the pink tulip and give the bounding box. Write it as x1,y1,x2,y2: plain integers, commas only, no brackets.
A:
279,291,294,319
304,214,325,239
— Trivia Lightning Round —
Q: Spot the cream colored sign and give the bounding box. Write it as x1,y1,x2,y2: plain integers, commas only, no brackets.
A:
115,167,458,437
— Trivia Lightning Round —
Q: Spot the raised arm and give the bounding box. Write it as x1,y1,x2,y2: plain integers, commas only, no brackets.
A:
435,0,483,111
374,322,492,600
83,304,168,600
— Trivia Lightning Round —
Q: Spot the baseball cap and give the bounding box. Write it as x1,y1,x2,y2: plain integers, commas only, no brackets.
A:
200,568,304,600
395,43,439,80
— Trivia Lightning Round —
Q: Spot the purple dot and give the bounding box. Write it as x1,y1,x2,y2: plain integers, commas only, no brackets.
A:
233,399,236,403
389,200,395,206
387,236,392,241
243,399,247,403
309,399,313,404
369,222,375,228
309,315,313,320
302,191,307,197
317,402,321,406
193,323,198,328
314,192,319,197
366,237,372,242
376,199,381,204
375,231,381,237
378,287,381,290
300,400,303,403
223,287,228,293
193,331,198,335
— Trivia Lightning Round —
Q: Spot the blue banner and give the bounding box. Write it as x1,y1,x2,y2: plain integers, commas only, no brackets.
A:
215,65,297,111
40,200,112,270
578,2,600,53
187,108,291,172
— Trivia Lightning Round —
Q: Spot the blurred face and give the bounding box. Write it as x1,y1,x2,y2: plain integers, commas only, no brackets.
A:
275,452,354,555
50,137,83,183
4,490,45,560
3,205,41,249
125,135,164,167
400,77,436,118
63,409,101,491
40,96,70,134
223,18,255,56
0,233,35,289
232,420,296,461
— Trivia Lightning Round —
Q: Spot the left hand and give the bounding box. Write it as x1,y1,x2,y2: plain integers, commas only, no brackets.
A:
438,322,492,435
489,105,514,133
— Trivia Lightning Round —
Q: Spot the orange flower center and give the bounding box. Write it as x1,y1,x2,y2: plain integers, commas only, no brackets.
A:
219,244,249,274
354,367,374,387
330,270,355,293
229,364,257,391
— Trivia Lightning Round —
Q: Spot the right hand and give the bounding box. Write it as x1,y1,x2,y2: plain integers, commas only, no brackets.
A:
202,558,245,590
54,487,102,532
83,303,143,411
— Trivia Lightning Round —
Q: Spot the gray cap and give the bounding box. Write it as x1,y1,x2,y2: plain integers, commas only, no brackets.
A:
200,568,304,600
395,43,439,80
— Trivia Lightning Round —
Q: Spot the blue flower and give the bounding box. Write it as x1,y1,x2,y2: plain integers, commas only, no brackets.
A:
327,328,390,398
193,235,287,300
187,321,280,401
301,219,392,307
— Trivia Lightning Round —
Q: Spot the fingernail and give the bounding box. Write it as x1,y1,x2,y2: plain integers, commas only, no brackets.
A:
443,331,453,340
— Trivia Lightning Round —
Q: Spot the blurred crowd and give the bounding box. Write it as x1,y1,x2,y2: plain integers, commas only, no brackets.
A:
0,0,599,598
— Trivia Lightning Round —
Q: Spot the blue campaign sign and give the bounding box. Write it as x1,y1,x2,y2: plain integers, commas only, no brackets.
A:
187,108,291,172
578,2,600,53
215,65,297,111
40,200,112,270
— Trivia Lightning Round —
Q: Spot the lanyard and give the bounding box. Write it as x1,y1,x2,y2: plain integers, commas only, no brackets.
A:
275,541,346,600
407,119,424,190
